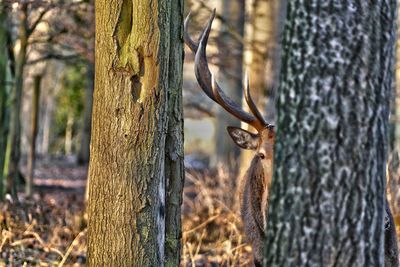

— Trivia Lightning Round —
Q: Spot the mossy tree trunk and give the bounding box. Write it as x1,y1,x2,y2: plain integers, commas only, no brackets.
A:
264,1,397,266
87,0,184,266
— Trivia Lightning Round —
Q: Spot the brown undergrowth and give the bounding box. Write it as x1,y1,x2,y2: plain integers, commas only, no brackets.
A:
2,162,399,266
0,192,86,266
181,167,252,266
0,164,251,266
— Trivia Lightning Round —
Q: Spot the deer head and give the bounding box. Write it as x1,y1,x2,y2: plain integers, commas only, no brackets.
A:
184,9,275,161
184,10,274,266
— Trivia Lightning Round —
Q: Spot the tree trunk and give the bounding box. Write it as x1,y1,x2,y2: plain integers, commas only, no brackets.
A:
26,75,41,197
87,1,184,266
64,111,74,155
213,0,245,174
5,3,28,195
264,1,397,266
77,61,94,165
164,0,185,266
0,4,9,198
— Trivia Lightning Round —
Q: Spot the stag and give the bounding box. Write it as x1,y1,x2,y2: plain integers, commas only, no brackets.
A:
184,10,400,267
184,10,273,266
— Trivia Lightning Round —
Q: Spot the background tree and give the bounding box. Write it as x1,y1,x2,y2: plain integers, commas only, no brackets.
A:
239,0,281,177
87,0,184,266
2,0,93,196
0,3,10,198
213,0,244,174
264,1,397,266
26,75,41,196
4,2,29,195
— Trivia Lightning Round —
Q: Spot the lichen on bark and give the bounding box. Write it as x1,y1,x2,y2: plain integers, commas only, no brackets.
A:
264,1,397,266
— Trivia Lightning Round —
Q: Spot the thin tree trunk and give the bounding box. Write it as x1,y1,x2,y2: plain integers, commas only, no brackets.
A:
77,62,94,164
213,0,245,174
41,87,54,155
264,1,397,266
164,0,184,265
0,4,8,199
5,3,28,195
40,62,64,155
26,75,41,197
65,111,74,155
87,1,184,266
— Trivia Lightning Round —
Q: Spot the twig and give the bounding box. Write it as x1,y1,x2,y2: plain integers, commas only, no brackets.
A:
58,229,86,267
10,237,36,247
184,214,220,235
23,230,46,248
26,53,80,65
0,230,13,252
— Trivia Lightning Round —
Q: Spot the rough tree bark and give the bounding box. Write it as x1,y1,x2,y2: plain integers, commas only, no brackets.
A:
164,0,185,266
26,75,41,197
87,0,184,266
264,1,397,266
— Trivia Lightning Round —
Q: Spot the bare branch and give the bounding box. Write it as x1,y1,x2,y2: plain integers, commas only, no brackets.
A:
27,5,53,37
26,54,80,65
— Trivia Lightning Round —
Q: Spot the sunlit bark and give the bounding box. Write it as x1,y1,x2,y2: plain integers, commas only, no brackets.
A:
87,0,184,266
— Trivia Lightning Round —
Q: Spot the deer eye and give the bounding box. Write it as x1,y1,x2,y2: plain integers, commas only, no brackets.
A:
258,153,265,159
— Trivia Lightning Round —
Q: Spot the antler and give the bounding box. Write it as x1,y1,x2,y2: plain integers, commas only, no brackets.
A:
184,10,270,132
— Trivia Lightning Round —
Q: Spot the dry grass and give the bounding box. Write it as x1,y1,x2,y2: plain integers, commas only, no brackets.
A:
181,166,252,267
5,162,400,266
0,192,86,266
0,166,250,266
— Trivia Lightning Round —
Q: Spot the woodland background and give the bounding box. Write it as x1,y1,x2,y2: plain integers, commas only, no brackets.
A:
0,0,398,266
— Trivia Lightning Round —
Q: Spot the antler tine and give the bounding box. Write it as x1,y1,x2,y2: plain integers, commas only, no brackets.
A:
244,71,269,128
211,74,265,131
186,10,270,131
184,12,198,52
194,12,259,125
184,9,216,53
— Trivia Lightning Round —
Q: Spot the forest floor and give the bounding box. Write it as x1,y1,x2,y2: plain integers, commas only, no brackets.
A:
0,158,87,267
0,158,253,266
3,158,399,266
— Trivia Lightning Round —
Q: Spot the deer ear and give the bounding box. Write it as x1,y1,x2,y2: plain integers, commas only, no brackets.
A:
227,126,259,150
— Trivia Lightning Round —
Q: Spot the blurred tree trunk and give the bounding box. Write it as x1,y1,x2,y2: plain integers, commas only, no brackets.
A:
77,62,94,164
213,0,245,174
26,75,41,197
5,3,28,195
87,0,184,266
264,1,397,266
64,111,74,155
0,5,9,198
240,0,279,178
